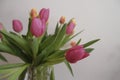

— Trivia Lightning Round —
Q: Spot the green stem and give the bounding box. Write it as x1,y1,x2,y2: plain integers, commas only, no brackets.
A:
26,18,32,39
27,65,34,80
27,65,51,80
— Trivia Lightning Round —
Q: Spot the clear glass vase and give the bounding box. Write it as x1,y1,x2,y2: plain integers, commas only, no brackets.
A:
25,66,51,80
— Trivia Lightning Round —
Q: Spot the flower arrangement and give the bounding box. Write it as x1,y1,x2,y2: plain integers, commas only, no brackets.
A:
0,8,99,80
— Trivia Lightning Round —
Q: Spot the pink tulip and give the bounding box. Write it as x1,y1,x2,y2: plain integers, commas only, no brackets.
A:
81,52,89,60
12,20,23,33
66,19,76,35
30,18,46,37
0,23,4,38
65,45,89,63
39,8,49,23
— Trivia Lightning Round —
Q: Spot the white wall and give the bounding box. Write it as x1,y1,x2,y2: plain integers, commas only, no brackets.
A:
0,0,120,80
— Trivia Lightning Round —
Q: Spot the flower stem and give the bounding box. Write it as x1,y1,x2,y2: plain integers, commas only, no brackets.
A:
27,65,34,80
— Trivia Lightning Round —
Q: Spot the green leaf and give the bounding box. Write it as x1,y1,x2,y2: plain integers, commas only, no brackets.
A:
36,24,67,66
26,18,32,38
64,60,74,76
83,39,100,48
85,48,94,53
0,31,32,55
45,58,65,65
0,63,28,80
39,35,55,51
31,37,42,57
76,39,81,45
7,43,32,63
45,24,67,52
60,30,83,47
70,30,84,40
58,35,69,47
0,43,15,54
0,63,26,69
9,42,32,63
50,67,55,80
48,50,66,59
18,68,27,80
53,24,67,49
8,64,28,80
0,69,15,79
0,31,32,63
0,42,31,63
0,53,7,62
54,22,59,35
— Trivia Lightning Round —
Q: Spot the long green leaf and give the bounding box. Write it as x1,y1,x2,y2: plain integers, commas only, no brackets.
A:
85,48,94,53
0,31,32,55
0,43,15,54
60,30,83,47
50,67,55,80
70,30,84,40
7,42,32,63
83,39,100,48
53,24,67,49
0,63,28,80
76,39,82,45
45,58,65,65
64,60,74,76
36,24,67,66
18,68,27,80
8,64,28,80
54,22,59,35
0,41,31,63
0,63,26,69
48,50,66,59
39,35,55,51
44,24,67,54
26,18,32,38
0,69,15,79
1,36,31,63
31,37,42,57
42,24,67,54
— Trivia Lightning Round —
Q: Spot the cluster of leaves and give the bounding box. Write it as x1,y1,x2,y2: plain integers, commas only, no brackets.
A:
0,18,99,80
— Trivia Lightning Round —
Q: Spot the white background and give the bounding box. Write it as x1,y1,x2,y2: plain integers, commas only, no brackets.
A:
0,0,120,80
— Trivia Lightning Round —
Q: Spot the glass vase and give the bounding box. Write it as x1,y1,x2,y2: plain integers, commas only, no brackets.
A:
25,65,51,80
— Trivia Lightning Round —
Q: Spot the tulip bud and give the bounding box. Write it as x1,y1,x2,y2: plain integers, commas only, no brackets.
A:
66,18,76,35
39,8,49,23
71,18,76,25
12,20,23,33
30,18,46,37
65,45,89,63
59,16,65,24
70,41,76,47
0,23,4,38
30,8,38,19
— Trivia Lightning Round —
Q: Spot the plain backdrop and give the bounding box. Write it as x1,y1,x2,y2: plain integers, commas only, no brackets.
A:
0,0,120,80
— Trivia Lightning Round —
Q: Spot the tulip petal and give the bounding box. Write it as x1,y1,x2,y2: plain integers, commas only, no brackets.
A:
39,8,49,23
30,18,46,37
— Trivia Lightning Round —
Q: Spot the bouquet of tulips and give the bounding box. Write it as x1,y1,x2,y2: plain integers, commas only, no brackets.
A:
0,8,99,80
